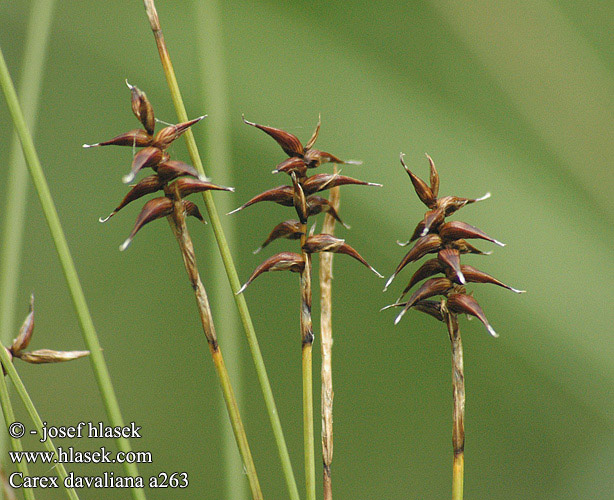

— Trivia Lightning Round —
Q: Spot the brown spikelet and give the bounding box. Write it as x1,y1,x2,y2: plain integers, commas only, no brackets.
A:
394,277,453,325
291,172,309,223
449,239,488,255
301,173,382,195
183,200,205,222
237,252,305,294
253,220,303,254
306,197,349,228
172,177,234,198
385,233,443,290
438,248,465,284
123,146,168,184
303,234,382,277
16,349,90,364
120,197,173,251
127,82,155,135
242,115,304,157
156,160,201,181
447,293,498,337
400,153,436,208
274,157,307,177
420,207,446,237
440,221,505,247
460,265,525,293
413,299,445,322
99,175,165,223
11,294,35,354
227,185,294,214
399,258,445,300
152,116,205,150
83,129,153,148
425,153,439,199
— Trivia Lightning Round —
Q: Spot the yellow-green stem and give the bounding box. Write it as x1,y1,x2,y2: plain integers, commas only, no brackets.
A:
299,227,316,500
446,313,465,500
0,43,146,500
142,3,299,499
0,365,35,500
166,200,262,500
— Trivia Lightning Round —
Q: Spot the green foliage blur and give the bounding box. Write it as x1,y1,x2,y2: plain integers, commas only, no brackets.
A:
1,1,613,498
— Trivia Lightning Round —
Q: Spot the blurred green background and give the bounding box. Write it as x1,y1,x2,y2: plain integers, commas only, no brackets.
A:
1,0,613,498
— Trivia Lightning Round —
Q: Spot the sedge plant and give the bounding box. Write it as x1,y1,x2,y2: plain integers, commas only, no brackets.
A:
383,153,525,500
84,83,263,500
233,116,382,500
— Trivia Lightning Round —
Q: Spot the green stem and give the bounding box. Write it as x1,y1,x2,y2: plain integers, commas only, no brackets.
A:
143,3,300,500
0,349,79,500
193,2,245,498
0,366,35,500
0,45,147,500
0,0,56,465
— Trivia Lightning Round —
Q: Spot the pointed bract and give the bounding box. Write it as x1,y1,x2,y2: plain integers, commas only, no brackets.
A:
447,293,498,337
182,200,206,223
152,116,205,150
274,157,307,177
291,172,308,223
438,248,465,284
400,153,436,208
394,277,453,325
227,185,294,214
237,252,305,294
127,81,155,135
120,197,173,251
11,294,34,354
17,349,90,364
156,160,202,182
83,129,153,148
440,220,505,247
301,173,382,195
254,220,303,254
399,258,444,300
305,115,321,151
460,265,525,293
172,177,234,198
242,115,304,157
100,175,165,223
123,146,168,184
425,153,439,199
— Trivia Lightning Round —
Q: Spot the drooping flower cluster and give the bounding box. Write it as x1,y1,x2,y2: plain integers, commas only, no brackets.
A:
383,154,524,336
231,116,383,292
3,295,89,373
83,82,233,250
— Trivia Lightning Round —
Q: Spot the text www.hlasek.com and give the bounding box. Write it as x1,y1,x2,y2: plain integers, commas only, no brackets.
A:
9,447,152,464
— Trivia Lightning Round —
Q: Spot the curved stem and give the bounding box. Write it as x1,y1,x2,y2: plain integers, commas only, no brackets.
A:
142,3,300,499
0,44,146,500
167,199,262,500
445,312,465,500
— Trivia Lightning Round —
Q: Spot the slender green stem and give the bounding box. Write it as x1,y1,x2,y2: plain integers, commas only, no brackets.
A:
445,313,465,500
0,0,56,464
0,349,80,500
299,229,316,500
143,3,300,500
0,45,147,500
193,2,245,498
166,195,262,500
0,367,35,500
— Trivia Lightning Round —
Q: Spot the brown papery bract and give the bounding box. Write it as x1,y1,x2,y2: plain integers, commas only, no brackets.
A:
127,81,155,135
152,116,205,150
242,115,304,157
254,220,303,254
120,197,173,251
440,220,505,247
227,185,294,215
237,252,305,294
447,293,498,337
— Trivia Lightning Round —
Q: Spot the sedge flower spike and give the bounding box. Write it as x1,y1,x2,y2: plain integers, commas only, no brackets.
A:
383,153,524,337
84,83,232,250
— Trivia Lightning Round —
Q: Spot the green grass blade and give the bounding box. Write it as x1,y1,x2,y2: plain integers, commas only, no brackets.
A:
0,45,147,500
